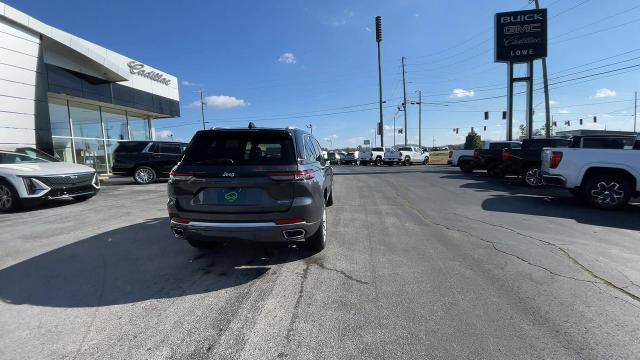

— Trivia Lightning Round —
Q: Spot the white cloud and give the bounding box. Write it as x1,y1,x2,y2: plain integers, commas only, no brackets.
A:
278,52,297,64
549,100,558,105
558,108,570,114
328,9,354,26
156,130,174,139
181,80,199,87
595,88,616,98
365,26,372,32
191,95,248,109
414,13,420,17
451,88,475,98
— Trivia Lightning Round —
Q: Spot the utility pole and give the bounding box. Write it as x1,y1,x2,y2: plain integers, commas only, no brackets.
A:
401,56,408,145
199,88,206,130
375,16,384,147
533,0,552,138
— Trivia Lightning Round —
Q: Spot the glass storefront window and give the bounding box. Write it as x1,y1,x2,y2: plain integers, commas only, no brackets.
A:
102,108,129,140
69,101,103,139
106,140,120,171
128,113,150,140
73,138,108,173
48,98,71,137
52,137,74,163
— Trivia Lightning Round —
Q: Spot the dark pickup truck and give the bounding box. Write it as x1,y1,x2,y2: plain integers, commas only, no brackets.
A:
500,138,571,187
468,141,522,176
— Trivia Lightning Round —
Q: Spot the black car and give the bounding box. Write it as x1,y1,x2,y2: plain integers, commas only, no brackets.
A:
501,138,572,187
468,141,522,176
167,126,333,251
111,141,188,184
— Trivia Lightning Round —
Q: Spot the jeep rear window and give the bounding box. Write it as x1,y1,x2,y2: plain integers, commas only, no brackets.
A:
183,131,296,165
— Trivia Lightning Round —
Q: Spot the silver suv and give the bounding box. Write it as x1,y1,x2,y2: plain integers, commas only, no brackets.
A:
167,127,333,252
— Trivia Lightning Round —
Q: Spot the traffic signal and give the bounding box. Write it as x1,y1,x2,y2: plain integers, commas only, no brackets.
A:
593,116,597,123
565,121,570,126
553,121,557,127
579,118,583,125
377,122,382,135
375,16,382,42
502,111,507,120
484,111,489,120
398,128,403,134
483,126,487,131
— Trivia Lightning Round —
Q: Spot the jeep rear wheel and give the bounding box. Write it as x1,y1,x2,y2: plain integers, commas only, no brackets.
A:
306,206,327,252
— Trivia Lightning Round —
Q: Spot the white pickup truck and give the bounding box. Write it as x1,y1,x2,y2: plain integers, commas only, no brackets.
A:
447,149,474,167
397,146,430,165
359,146,402,166
542,142,640,210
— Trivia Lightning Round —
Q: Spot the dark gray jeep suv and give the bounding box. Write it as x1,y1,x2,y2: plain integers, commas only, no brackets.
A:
167,127,333,251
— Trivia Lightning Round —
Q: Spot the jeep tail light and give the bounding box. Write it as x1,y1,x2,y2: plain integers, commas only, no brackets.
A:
549,151,563,169
448,151,453,158
170,171,193,181
473,149,480,158
502,150,510,162
268,170,314,181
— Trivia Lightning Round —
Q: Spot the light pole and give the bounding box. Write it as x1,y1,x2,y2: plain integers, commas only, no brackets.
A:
306,124,313,134
375,16,384,147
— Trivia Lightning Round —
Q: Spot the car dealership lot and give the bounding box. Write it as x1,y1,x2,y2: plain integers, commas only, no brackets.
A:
1,167,640,359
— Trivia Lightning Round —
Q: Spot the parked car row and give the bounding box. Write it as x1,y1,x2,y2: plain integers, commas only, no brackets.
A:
448,135,640,210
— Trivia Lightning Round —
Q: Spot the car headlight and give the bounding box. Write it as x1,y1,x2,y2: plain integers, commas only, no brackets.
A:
92,173,100,188
22,177,50,195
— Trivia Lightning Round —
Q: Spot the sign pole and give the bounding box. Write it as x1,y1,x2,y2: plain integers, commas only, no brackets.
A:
507,63,514,141
526,61,534,139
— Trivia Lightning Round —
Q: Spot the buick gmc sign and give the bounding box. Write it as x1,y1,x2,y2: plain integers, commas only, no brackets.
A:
495,9,547,63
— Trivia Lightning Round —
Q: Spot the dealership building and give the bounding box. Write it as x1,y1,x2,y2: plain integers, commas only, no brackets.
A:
0,2,180,173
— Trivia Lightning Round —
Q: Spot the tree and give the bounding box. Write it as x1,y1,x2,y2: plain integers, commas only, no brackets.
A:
464,129,482,149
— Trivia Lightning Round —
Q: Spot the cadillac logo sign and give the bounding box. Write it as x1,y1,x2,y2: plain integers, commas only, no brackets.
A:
495,9,547,63
127,61,171,86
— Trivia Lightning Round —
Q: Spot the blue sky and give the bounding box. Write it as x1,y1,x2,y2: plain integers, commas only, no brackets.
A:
8,0,640,148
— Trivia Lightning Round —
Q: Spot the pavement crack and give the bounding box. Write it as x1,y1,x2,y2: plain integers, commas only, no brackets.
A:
454,213,640,304
309,259,370,285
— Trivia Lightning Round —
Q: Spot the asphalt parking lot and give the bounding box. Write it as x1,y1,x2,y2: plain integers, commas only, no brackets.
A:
1,165,639,359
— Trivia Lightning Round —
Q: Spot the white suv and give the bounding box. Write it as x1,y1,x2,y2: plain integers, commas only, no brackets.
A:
397,146,430,165
0,147,99,212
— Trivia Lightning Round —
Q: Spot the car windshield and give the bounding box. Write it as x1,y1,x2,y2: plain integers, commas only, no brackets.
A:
0,152,49,164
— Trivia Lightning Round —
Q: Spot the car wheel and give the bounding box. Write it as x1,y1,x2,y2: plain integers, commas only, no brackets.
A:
0,180,19,212
584,175,631,210
326,190,334,207
375,158,382,166
423,156,430,165
523,166,544,187
73,194,95,202
306,205,327,252
134,166,157,184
